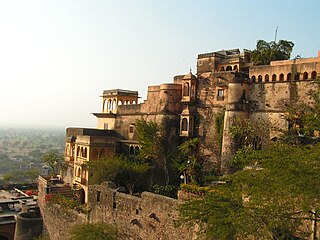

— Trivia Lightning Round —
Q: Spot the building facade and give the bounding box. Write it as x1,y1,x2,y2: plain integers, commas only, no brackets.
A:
63,49,320,202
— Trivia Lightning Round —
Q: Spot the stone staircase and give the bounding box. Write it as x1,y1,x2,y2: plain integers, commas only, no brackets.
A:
49,185,73,199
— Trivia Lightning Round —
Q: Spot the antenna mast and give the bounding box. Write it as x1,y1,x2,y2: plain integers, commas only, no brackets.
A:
274,26,278,42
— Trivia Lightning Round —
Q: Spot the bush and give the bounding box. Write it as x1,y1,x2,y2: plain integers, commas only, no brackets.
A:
68,223,118,240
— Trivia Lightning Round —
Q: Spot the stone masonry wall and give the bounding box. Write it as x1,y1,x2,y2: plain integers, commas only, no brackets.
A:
88,183,200,240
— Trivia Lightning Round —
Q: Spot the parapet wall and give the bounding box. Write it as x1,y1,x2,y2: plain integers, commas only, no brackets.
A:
88,183,200,240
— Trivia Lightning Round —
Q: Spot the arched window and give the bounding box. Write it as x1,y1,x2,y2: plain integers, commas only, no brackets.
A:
272,74,277,81
233,65,238,71
113,99,117,108
135,146,140,155
265,74,269,82
77,146,80,157
81,147,84,157
226,66,232,71
84,148,87,158
287,73,292,81
103,99,106,112
311,71,317,79
251,75,256,83
191,83,195,97
181,118,188,131
183,82,190,96
77,168,81,177
258,75,262,82
129,146,135,155
294,73,300,80
220,66,225,71
118,100,123,105
279,73,284,81
303,72,308,80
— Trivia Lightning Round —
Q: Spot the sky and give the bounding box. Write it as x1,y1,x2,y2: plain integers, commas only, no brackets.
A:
0,0,319,129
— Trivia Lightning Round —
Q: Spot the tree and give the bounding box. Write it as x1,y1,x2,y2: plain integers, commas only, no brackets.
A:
251,39,294,66
68,223,118,240
42,152,64,176
88,155,150,195
175,138,203,185
180,143,320,239
135,119,178,185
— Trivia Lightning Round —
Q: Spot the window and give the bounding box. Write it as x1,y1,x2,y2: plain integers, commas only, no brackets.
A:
104,123,108,130
265,74,269,82
311,71,317,79
303,72,308,80
220,66,225,71
287,73,292,81
294,73,300,81
226,66,232,71
181,118,188,131
279,73,284,81
251,75,256,83
183,83,190,96
217,89,224,100
258,75,262,82
272,74,277,81
129,125,134,133
97,191,101,202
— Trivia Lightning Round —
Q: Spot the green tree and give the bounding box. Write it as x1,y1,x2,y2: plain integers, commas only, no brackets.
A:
68,223,118,240
88,155,150,195
251,39,294,66
135,119,178,185
42,152,64,176
180,143,320,239
175,138,203,185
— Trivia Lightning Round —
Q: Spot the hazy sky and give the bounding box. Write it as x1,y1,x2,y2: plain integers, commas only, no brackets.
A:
0,0,319,129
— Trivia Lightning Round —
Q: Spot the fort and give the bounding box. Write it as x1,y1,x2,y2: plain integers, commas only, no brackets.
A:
35,47,320,239
61,48,320,203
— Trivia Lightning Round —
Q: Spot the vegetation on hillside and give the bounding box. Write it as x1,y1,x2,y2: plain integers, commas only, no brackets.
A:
68,223,118,240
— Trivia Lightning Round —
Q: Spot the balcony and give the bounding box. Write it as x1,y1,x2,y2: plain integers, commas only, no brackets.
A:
74,176,87,185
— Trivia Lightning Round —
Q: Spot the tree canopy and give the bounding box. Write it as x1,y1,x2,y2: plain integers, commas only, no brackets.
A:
251,39,294,65
180,143,320,239
88,155,150,194
42,152,64,176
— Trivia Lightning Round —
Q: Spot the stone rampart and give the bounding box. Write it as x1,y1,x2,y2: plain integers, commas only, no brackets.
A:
88,183,200,240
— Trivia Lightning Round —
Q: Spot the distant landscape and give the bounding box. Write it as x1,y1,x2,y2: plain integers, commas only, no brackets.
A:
0,127,65,183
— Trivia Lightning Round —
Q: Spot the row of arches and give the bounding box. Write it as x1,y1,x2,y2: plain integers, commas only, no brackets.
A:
251,71,317,83
129,145,140,155
220,65,238,71
77,146,88,158
103,99,137,112
65,144,75,157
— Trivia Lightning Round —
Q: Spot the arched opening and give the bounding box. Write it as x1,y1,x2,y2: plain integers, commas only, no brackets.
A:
132,100,136,104
103,99,106,112
129,145,135,155
118,100,123,106
76,168,81,177
220,66,225,71
79,188,85,204
251,75,256,83
265,74,269,82
272,74,277,81
113,99,117,109
311,71,317,79
183,82,190,96
181,118,188,131
77,146,80,157
135,146,140,155
80,147,84,157
84,148,87,158
279,73,284,81
303,72,308,80
287,73,292,81
191,83,195,97
233,65,238,71
108,100,112,111
294,73,300,80
226,66,232,71
258,75,262,82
